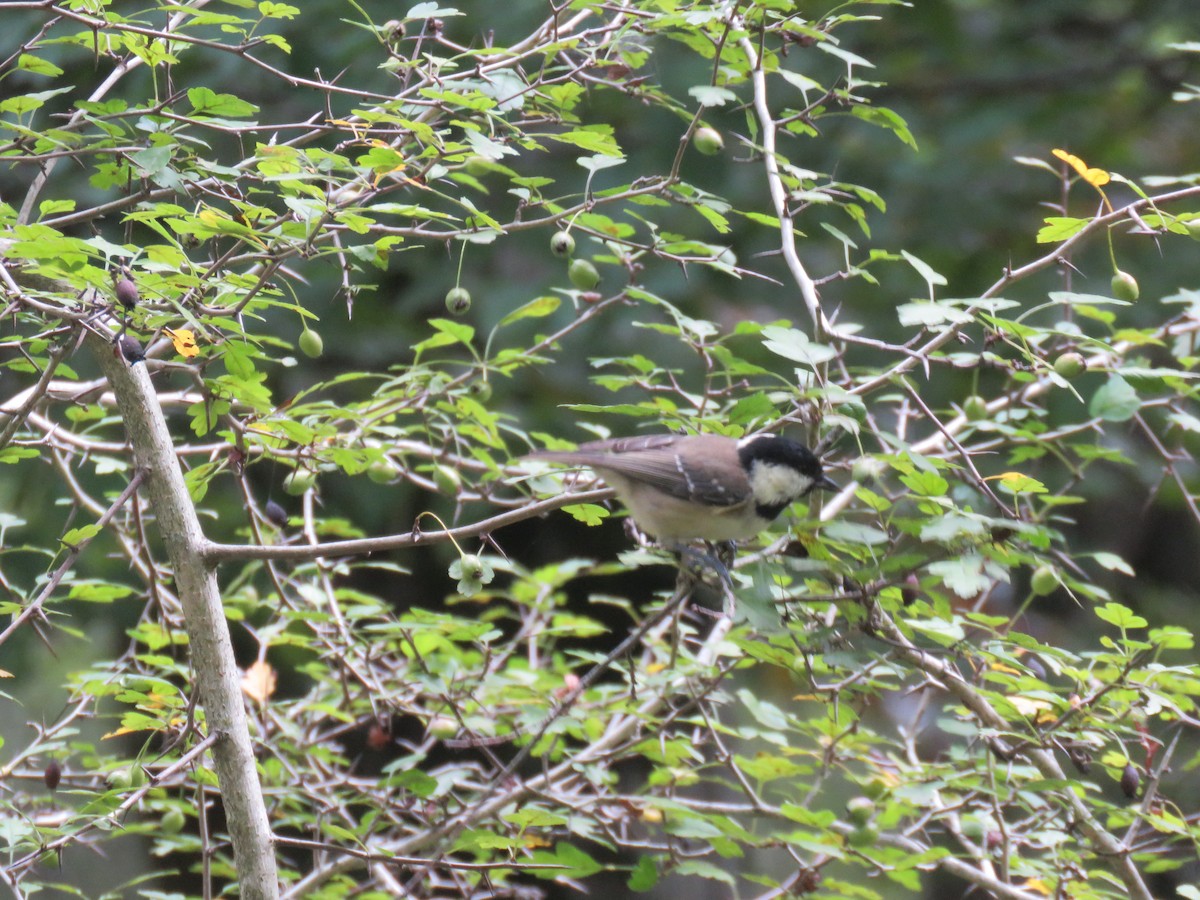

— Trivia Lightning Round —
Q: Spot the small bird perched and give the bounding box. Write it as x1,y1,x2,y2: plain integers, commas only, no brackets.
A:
522,433,837,543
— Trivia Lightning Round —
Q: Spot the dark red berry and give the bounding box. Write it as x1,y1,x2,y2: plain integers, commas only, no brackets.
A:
118,335,145,364
264,499,288,528
114,277,139,310
44,760,61,791
1120,763,1140,799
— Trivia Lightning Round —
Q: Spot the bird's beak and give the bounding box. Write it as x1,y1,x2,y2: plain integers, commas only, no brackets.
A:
815,474,840,492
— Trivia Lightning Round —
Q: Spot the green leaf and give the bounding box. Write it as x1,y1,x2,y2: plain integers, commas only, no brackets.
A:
61,523,101,547
503,807,567,828
0,87,73,115
897,301,973,327
0,513,26,531
928,555,995,600
541,842,601,878
321,822,364,845
1092,552,1134,576
406,3,465,17
761,326,837,365
561,504,610,526
1149,626,1193,651
38,199,76,218
818,42,874,69
628,855,658,891
1049,291,1131,307
427,318,475,345
577,154,625,172
1095,602,1147,630
1037,217,1089,242
851,105,917,149
1168,411,1200,433
727,393,776,425
919,513,987,543
68,582,135,603
673,860,735,885
18,54,64,77
907,616,967,645
259,1,300,18
187,87,259,118
901,249,947,287
899,470,948,496
498,296,560,326
1088,374,1140,422
822,521,890,546
130,145,174,177
688,85,738,107
546,126,622,156
0,447,39,464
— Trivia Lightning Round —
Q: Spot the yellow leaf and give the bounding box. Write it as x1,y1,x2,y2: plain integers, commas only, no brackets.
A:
241,659,277,704
984,471,1048,494
1052,148,1110,187
988,661,1022,676
1021,878,1052,897
164,327,200,358
1007,695,1052,718
197,207,229,229
0,668,11,678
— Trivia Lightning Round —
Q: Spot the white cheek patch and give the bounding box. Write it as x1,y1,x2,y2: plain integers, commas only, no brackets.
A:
749,461,813,506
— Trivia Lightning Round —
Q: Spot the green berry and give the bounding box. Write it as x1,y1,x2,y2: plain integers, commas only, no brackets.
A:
432,464,461,495
1053,351,1086,379
383,19,405,45
568,258,600,290
284,469,316,496
428,715,458,739
550,230,575,257
368,460,398,484
1030,565,1058,596
963,395,988,421
161,808,186,834
467,379,492,403
851,456,886,484
460,554,484,581
846,797,876,826
863,776,891,800
107,767,134,790
693,126,724,155
445,287,472,315
1111,270,1139,301
298,328,323,358
847,823,879,848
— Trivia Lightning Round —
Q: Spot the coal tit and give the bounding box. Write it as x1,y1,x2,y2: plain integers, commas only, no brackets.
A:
523,433,837,542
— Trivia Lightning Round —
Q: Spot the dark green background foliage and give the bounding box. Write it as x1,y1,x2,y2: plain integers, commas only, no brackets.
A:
2,1,1200,898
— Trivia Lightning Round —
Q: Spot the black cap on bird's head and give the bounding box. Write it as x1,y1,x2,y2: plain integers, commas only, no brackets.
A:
521,431,837,543
737,434,838,520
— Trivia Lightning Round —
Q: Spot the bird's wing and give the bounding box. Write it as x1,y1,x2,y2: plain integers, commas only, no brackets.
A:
526,435,749,507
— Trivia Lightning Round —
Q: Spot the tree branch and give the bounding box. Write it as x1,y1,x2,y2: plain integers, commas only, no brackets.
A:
91,333,279,899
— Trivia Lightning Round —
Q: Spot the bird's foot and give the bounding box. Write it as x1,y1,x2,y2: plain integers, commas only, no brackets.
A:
673,544,736,616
